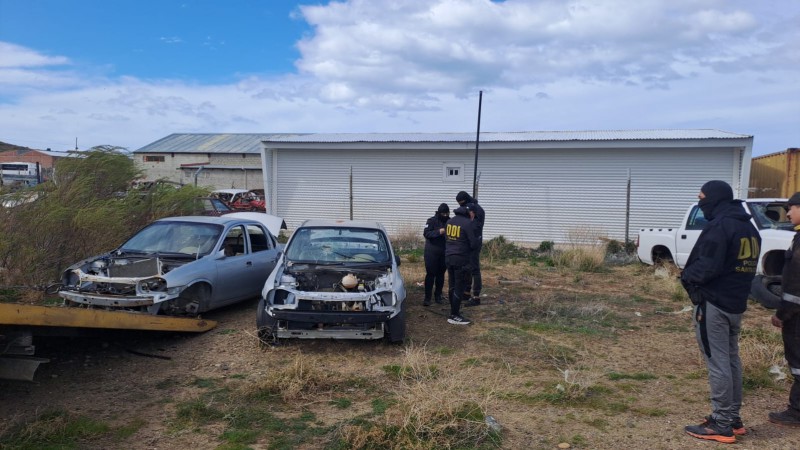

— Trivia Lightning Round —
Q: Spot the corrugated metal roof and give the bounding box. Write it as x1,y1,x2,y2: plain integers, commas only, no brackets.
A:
134,133,287,154
263,129,751,144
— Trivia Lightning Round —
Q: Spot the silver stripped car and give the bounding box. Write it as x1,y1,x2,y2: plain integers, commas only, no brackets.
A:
258,219,406,343
58,213,285,315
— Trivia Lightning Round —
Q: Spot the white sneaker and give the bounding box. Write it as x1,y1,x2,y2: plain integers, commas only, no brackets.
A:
447,314,471,325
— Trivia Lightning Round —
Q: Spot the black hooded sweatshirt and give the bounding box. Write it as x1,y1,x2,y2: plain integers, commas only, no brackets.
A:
681,199,761,314
445,206,479,266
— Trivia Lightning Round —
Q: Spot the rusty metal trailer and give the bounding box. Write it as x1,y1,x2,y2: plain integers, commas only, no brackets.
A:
750,148,800,198
0,303,216,380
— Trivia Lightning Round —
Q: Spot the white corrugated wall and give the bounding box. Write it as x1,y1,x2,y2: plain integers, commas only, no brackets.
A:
267,145,739,244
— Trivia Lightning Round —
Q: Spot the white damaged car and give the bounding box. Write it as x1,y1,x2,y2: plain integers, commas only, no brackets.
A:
57,213,285,315
257,219,406,343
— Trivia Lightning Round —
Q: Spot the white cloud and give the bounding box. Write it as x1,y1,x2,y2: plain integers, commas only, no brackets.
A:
0,42,70,68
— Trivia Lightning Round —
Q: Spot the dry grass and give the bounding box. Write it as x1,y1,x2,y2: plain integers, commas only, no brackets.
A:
339,344,501,449
240,354,336,402
391,222,424,252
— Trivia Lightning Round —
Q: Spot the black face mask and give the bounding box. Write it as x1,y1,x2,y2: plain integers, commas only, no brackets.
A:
440,214,450,222
698,197,717,221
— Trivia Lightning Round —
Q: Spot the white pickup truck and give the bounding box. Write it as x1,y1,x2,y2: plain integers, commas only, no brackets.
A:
636,198,792,308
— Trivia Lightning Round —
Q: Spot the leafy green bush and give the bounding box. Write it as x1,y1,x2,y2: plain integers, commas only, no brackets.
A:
538,241,555,252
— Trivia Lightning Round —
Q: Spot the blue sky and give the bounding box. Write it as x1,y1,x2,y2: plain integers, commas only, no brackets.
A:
0,0,798,156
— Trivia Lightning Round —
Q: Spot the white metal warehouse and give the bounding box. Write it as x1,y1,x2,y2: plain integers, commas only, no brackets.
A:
260,130,754,245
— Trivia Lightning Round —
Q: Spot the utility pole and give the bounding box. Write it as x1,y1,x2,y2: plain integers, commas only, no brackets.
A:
472,91,482,198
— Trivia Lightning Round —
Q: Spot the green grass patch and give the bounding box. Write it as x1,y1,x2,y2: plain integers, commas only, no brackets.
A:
0,410,110,449
330,398,353,409
191,377,218,389
607,372,657,381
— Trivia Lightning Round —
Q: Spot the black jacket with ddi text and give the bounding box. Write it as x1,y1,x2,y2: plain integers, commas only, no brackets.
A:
680,200,761,314
444,206,479,266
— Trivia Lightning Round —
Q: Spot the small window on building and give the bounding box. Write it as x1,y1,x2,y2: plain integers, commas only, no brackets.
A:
443,163,464,182
144,155,165,162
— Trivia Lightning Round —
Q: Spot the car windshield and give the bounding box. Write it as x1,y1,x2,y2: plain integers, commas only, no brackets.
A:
120,221,223,256
285,226,391,263
749,201,794,231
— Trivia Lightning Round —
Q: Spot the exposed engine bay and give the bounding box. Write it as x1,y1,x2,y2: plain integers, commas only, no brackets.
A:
64,255,190,296
282,265,393,293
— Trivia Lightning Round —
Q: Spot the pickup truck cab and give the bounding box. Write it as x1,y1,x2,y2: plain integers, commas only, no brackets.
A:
636,198,792,308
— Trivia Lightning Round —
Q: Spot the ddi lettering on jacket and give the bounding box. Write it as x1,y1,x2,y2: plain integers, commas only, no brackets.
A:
735,236,760,273
446,223,461,240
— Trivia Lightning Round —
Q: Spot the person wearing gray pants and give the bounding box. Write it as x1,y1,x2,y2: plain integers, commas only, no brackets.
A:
680,180,761,444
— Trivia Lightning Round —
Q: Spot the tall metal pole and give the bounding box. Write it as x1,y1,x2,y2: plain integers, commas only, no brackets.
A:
472,91,482,198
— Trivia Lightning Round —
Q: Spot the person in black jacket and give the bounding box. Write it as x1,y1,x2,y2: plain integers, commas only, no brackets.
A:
769,192,800,427
423,203,450,306
445,204,479,325
455,191,485,306
681,180,761,444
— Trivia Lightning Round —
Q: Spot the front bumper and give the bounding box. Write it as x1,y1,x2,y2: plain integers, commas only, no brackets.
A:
58,290,159,308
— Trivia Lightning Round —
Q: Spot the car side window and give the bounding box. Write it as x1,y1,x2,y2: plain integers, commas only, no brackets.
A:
685,206,707,230
223,225,246,257
246,225,273,252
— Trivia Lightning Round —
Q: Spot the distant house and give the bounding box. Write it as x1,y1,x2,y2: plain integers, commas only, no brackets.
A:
259,130,754,244
0,146,72,186
133,134,284,189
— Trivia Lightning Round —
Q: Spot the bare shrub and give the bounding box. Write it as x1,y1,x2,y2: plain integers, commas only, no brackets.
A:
390,222,423,251
550,247,606,272
241,354,333,402
554,365,605,401
548,227,607,272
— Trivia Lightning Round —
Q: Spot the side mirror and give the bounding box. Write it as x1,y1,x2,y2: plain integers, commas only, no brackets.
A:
394,254,401,267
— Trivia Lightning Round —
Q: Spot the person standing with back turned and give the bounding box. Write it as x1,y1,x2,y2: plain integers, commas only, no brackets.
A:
455,190,485,306
681,180,761,444
445,203,478,325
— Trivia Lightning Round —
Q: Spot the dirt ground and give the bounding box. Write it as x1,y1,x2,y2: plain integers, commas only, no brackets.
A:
2,261,800,449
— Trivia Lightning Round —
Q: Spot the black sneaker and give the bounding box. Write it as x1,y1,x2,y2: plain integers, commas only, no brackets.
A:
685,416,735,444
447,314,471,325
463,298,481,307
769,409,800,427
423,299,432,306
701,415,745,436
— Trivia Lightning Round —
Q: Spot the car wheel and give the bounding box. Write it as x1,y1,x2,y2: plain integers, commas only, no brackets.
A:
256,298,278,345
385,302,406,344
165,283,210,315
751,274,782,310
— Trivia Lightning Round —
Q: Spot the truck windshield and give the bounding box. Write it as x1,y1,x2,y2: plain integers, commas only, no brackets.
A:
749,202,794,231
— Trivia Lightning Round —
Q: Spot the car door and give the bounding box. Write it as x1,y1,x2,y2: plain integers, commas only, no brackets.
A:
213,224,260,307
675,205,707,267
242,223,280,298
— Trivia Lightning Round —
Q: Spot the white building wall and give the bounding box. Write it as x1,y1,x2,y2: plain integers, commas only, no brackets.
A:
268,145,741,244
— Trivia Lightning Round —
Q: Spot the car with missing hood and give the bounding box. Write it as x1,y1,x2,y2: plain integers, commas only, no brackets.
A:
257,219,406,343
57,212,286,315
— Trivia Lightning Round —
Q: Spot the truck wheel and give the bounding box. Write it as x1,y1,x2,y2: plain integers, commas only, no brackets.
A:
750,275,782,309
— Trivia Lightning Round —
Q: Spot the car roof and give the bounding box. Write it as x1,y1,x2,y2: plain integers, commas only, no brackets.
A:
212,189,249,194
155,216,250,225
155,214,285,236
298,219,386,231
